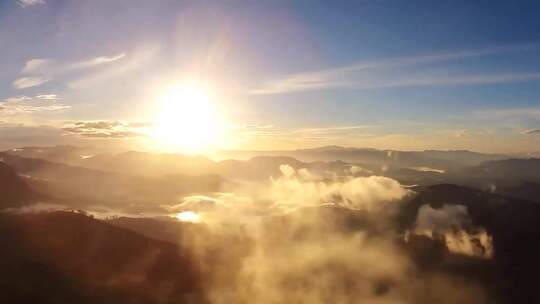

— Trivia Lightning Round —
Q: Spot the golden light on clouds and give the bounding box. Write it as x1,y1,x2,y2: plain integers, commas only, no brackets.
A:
150,80,226,153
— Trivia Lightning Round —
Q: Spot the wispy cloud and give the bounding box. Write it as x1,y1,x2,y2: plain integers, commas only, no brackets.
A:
35,94,59,100
15,52,126,90
252,44,540,94
234,124,377,145
12,76,50,89
474,107,540,120
21,54,125,75
291,125,376,136
16,0,45,8
67,47,156,89
65,53,126,71
22,58,52,73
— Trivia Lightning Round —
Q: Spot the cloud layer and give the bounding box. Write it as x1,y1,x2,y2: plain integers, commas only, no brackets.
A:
62,120,149,138
0,94,69,116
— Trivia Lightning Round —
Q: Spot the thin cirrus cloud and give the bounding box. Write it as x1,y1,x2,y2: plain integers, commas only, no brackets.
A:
236,124,377,143
473,108,540,121
12,76,50,89
13,52,126,89
66,46,156,89
291,125,376,136
64,53,126,71
16,0,45,8
252,44,540,94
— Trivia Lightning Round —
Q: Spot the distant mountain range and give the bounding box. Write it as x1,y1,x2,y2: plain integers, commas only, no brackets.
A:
1,145,518,179
219,145,509,169
6,144,510,168
2,145,540,212
0,152,223,213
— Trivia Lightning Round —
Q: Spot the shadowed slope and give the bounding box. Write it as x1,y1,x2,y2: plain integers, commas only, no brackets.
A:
0,162,34,208
0,211,207,304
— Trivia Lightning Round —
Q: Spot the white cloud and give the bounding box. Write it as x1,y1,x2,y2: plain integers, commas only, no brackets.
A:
12,76,50,89
16,0,45,8
35,94,59,100
169,165,411,221
348,165,373,175
1,94,69,115
264,165,410,213
168,167,489,303
22,58,52,73
413,204,493,258
3,95,32,103
62,120,148,138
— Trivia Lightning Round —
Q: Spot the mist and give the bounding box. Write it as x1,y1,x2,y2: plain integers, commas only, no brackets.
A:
4,146,540,303
158,165,494,304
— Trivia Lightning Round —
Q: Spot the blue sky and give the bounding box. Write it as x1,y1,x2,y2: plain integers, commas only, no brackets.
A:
1,0,540,153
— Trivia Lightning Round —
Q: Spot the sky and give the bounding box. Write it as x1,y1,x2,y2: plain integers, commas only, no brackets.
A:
1,0,540,153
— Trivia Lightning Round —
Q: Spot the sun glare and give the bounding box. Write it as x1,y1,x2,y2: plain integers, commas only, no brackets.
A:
151,81,224,153
175,211,202,223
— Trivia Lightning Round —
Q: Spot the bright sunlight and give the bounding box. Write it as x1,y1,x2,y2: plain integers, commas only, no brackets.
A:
151,81,225,153
175,211,202,223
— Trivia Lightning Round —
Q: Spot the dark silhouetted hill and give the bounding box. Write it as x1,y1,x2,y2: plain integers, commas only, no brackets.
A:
0,211,206,304
0,161,34,208
472,158,540,182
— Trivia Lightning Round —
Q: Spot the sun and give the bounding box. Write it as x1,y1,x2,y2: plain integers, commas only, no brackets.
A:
150,81,225,153
175,211,202,223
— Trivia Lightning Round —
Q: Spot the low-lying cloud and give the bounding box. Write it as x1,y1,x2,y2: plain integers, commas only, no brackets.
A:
167,164,411,222
413,204,493,258
167,165,492,303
